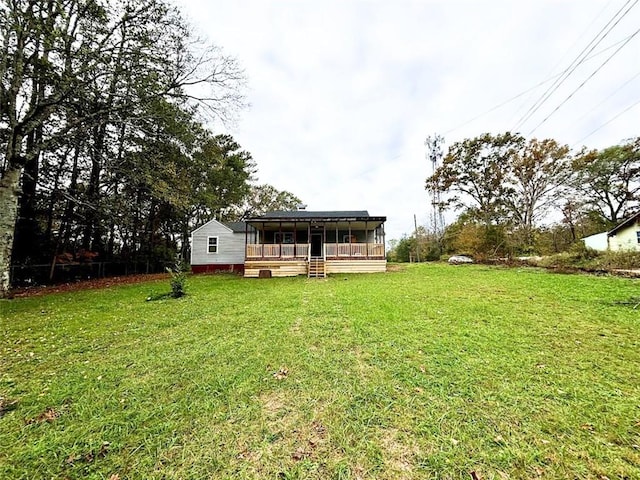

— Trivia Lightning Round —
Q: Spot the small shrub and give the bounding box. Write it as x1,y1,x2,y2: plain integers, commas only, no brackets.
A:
568,242,601,261
167,258,187,298
592,250,640,270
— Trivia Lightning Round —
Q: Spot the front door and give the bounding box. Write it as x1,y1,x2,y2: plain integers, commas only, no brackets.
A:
311,233,323,257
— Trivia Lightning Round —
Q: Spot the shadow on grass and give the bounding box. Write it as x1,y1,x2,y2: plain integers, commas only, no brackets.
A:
145,292,186,301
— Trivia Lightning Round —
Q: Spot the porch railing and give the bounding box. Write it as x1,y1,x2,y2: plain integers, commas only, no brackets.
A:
246,243,385,259
324,243,385,258
246,243,309,258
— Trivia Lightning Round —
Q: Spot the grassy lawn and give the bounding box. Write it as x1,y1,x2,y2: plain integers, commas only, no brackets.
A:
1,264,639,479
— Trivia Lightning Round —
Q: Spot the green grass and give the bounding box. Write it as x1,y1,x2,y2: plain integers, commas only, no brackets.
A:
1,264,639,479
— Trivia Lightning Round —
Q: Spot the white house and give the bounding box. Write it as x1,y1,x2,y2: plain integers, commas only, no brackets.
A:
189,210,387,278
582,212,640,252
607,211,640,252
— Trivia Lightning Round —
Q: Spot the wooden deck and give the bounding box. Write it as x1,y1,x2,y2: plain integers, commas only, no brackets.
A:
244,242,386,278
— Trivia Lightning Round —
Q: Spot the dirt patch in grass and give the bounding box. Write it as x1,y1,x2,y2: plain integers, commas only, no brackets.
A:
9,273,169,298
379,428,421,479
244,391,332,474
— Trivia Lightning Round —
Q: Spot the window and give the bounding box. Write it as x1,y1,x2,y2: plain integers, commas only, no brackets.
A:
207,236,218,254
274,232,294,244
343,234,357,243
637,230,640,244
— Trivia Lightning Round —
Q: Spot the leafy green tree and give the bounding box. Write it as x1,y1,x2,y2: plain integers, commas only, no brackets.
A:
571,139,640,226
503,138,572,248
0,0,246,295
441,212,511,259
229,184,303,220
426,132,524,226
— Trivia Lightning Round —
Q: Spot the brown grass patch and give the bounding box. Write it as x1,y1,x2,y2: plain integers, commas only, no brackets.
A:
379,428,421,479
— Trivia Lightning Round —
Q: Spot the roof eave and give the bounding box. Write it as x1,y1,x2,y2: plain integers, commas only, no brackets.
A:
246,216,386,223
607,212,640,236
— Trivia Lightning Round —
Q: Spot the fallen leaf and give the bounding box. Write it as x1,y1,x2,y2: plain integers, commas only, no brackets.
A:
273,366,289,380
312,421,326,435
26,407,60,424
291,447,307,461
0,397,19,417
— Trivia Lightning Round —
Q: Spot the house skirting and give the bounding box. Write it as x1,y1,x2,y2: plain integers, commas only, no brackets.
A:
325,259,386,274
245,260,307,278
192,264,244,275
244,259,387,277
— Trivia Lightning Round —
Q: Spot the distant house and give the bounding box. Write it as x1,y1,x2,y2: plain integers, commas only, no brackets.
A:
608,211,640,252
190,210,387,278
190,220,251,274
582,211,640,252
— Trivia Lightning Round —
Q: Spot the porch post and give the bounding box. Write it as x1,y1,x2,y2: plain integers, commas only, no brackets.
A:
261,222,265,259
335,224,338,257
348,221,352,257
293,221,297,257
323,223,326,259
365,220,369,259
279,221,282,258
245,222,248,260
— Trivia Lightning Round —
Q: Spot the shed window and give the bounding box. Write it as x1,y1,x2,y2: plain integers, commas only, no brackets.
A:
207,236,218,254
637,231,640,244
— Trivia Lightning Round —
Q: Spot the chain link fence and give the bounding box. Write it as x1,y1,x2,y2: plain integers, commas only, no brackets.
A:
10,261,172,288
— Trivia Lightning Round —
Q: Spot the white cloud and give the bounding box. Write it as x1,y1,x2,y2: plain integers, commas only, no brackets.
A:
175,0,640,239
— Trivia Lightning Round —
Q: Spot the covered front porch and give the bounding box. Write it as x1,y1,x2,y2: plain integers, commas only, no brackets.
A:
243,211,387,277
244,218,386,261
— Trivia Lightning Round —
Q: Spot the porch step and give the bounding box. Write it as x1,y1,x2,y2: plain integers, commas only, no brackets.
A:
308,257,326,278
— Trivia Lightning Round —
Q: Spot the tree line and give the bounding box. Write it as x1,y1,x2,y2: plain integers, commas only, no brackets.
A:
0,0,300,295
389,132,639,262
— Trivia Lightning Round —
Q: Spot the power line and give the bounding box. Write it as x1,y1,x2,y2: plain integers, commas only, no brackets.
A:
573,97,640,147
528,26,640,136
443,32,639,136
509,0,616,125
574,69,640,122
513,0,638,132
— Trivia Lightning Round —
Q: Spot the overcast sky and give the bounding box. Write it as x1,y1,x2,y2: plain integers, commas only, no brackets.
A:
174,0,640,240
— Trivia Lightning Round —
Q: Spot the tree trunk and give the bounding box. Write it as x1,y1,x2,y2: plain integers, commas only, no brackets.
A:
0,166,22,296
60,142,81,249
